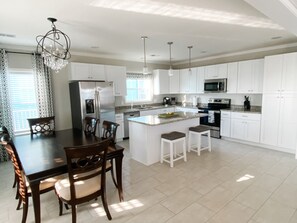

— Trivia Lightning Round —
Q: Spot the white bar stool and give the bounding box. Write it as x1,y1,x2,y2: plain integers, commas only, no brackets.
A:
161,131,187,167
188,126,211,156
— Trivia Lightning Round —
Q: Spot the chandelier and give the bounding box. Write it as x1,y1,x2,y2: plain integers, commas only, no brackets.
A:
36,18,71,73
141,36,149,75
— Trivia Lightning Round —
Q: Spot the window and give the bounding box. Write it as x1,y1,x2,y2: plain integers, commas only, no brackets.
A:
125,73,153,103
8,69,38,134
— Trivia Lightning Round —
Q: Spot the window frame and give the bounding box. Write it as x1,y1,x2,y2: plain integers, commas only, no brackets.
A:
125,74,153,103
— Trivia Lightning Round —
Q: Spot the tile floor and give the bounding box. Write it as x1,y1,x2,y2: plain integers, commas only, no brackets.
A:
1,138,297,222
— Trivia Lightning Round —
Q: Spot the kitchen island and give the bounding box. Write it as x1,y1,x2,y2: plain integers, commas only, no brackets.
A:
128,112,207,166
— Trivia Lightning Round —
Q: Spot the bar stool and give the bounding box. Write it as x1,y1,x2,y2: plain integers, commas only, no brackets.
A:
188,126,211,156
161,131,187,167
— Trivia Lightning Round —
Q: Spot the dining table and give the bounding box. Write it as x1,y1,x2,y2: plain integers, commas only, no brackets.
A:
12,128,124,223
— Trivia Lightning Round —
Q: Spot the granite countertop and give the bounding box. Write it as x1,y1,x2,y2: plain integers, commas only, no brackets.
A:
128,112,207,126
221,106,261,114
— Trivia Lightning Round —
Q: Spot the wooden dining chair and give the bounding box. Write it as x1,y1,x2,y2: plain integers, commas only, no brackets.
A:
101,120,120,188
0,134,63,223
83,116,99,135
27,116,55,135
54,139,112,223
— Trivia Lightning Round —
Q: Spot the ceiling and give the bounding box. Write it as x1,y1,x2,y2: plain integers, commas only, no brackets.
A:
1,0,297,65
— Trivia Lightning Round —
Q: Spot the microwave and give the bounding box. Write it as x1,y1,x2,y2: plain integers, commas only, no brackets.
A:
204,78,227,93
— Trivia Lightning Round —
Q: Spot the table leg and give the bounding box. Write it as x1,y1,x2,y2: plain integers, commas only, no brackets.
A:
30,182,41,223
115,154,124,201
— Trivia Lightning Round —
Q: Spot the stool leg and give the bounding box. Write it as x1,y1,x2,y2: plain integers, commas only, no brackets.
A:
208,131,211,152
183,138,187,162
160,139,164,163
197,133,201,156
188,132,191,152
170,142,174,168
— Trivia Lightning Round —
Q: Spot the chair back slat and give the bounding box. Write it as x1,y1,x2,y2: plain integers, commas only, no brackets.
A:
84,117,99,135
27,116,55,135
101,120,119,143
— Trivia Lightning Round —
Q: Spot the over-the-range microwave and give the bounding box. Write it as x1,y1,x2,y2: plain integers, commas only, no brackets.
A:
204,78,227,93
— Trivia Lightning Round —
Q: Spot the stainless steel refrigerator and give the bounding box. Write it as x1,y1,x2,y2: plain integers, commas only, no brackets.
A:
69,81,115,137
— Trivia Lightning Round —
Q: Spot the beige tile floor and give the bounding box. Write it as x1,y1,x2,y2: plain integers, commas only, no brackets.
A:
1,138,297,223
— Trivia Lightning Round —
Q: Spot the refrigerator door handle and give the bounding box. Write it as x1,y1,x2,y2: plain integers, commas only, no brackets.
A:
95,90,101,121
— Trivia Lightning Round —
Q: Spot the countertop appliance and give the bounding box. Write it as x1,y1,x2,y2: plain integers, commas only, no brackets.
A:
69,81,115,137
124,111,140,138
204,78,227,93
163,97,171,106
171,97,176,105
198,98,231,138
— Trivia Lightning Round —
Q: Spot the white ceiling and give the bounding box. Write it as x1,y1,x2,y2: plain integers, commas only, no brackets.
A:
1,0,297,64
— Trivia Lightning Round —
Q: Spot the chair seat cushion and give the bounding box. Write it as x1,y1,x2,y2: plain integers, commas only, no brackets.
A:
189,125,211,133
161,131,186,140
55,162,111,201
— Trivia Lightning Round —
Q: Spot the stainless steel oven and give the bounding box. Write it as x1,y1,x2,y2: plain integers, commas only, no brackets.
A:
198,98,231,138
204,78,227,93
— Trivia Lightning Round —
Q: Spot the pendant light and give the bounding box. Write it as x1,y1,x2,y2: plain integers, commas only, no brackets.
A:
141,36,149,75
36,17,71,73
168,42,173,76
188,46,193,75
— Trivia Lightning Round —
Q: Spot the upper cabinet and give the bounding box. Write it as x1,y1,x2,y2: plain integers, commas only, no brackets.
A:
179,68,197,93
227,62,238,94
68,62,106,81
237,59,264,94
204,63,227,79
196,66,205,93
263,52,297,94
169,70,180,94
105,65,127,96
153,69,169,95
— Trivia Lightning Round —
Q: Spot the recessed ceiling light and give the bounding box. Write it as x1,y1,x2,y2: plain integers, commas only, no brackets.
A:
150,54,159,57
201,51,207,53
271,36,282,40
91,46,99,49
0,33,16,38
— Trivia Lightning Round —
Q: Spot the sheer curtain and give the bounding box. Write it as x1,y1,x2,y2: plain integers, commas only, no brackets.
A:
32,54,54,117
0,49,13,161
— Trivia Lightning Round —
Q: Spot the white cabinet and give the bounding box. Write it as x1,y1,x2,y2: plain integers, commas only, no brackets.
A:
231,112,261,143
220,111,231,137
227,62,238,93
237,59,264,94
196,67,205,93
179,68,197,93
68,62,106,81
205,63,228,79
115,113,124,142
263,52,297,94
105,65,127,96
153,69,169,95
261,93,297,150
169,70,180,94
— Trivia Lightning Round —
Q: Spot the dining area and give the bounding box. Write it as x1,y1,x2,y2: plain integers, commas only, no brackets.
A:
0,116,125,223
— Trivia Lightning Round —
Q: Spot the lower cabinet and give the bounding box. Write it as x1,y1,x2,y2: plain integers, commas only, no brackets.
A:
220,111,231,137
230,112,261,143
115,113,124,142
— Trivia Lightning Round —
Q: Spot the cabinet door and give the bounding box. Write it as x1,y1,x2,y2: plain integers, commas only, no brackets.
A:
231,119,245,140
246,120,260,143
263,54,283,93
237,60,252,93
179,68,190,93
227,62,238,93
153,69,169,95
204,65,217,79
189,68,197,93
251,59,264,93
68,62,91,80
196,67,205,93
282,53,297,93
278,93,297,149
105,65,127,96
220,118,231,137
115,114,124,141
169,70,180,93
260,94,280,146
90,64,106,80
217,63,228,78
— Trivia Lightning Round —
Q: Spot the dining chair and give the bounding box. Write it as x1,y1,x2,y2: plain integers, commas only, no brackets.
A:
0,134,63,223
83,116,99,135
54,139,112,223
101,120,120,188
27,116,55,135
0,126,18,192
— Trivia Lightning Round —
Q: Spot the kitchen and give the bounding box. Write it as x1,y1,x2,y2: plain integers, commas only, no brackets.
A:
1,0,297,222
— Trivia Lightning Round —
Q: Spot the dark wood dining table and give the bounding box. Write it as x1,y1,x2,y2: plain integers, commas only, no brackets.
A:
12,128,124,223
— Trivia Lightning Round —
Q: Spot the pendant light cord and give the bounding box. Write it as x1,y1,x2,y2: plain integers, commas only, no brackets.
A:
188,46,193,71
